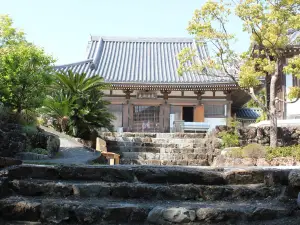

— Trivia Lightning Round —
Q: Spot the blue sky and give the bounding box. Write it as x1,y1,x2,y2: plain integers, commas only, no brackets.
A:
0,0,250,64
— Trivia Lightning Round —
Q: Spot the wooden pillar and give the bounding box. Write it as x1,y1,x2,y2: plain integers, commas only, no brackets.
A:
123,90,133,132
224,90,232,120
122,102,129,131
161,90,171,133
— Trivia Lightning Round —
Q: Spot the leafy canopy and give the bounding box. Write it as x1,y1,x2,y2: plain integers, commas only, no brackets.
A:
178,0,300,102
41,70,114,139
0,42,54,111
0,15,54,112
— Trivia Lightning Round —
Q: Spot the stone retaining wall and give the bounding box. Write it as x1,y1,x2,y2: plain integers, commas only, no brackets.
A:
215,126,300,146
212,156,300,167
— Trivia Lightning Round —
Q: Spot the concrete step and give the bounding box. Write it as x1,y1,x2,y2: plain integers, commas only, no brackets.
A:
120,152,208,161
8,179,284,201
0,196,294,224
5,165,293,185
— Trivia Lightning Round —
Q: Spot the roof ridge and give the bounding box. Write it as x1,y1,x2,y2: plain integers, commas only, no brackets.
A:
55,59,93,68
90,35,196,42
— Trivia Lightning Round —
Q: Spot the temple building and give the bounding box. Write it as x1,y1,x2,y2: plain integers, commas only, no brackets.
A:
55,36,255,132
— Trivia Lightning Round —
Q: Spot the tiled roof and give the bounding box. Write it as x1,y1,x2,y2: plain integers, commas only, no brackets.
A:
235,108,262,120
55,36,232,85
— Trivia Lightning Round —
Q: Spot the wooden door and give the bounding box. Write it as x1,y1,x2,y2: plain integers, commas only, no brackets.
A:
194,105,204,122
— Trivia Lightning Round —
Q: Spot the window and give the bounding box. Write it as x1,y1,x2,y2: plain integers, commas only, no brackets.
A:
204,104,225,117
133,105,160,132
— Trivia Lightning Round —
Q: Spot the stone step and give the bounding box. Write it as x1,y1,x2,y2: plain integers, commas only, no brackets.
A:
0,196,294,224
101,132,206,139
120,159,209,166
5,165,293,185
120,152,208,161
108,146,208,154
8,179,283,201
106,140,205,149
106,137,206,145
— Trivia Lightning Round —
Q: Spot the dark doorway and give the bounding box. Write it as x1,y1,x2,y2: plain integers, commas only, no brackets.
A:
182,107,194,122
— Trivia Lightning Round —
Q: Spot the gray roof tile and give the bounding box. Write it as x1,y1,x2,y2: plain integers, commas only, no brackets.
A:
235,108,262,120
55,36,232,85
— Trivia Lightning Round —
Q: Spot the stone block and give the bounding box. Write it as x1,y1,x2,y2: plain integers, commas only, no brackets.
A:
122,152,146,160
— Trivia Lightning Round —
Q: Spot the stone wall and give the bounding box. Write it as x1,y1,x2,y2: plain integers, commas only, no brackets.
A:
0,122,60,158
215,125,300,146
212,156,300,167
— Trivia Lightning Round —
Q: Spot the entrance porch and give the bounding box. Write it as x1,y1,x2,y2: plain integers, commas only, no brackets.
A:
107,95,232,133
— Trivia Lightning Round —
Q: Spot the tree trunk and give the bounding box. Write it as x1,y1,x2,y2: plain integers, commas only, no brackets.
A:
269,59,282,148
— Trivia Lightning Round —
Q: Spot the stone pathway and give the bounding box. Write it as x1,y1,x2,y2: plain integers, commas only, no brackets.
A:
24,127,100,165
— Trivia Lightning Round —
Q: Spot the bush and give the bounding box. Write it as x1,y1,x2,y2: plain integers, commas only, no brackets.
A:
226,147,243,158
243,143,266,159
0,104,10,122
219,131,239,148
226,143,266,159
266,145,300,161
27,148,48,155
21,125,38,137
16,110,38,126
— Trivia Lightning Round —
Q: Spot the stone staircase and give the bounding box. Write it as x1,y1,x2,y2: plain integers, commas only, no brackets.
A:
101,132,215,166
0,165,300,224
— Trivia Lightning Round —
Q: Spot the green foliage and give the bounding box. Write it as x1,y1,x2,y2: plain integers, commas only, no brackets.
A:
226,143,266,159
227,144,300,161
0,42,54,112
219,117,240,148
256,111,267,123
0,15,24,46
243,143,266,159
27,148,48,155
21,125,38,137
0,103,10,122
226,147,243,158
246,89,266,108
219,131,239,148
227,117,240,129
179,0,300,147
40,70,114,139
287,86,300,101
266,145,300,161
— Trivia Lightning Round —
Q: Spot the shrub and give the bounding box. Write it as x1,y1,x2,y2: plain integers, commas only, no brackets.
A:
21,125,38,138
27,148,48,155
266,145,300,161
243,143,266,159
16,110,38,126
226,147,243,158
218,131,239,148
0,104,10,122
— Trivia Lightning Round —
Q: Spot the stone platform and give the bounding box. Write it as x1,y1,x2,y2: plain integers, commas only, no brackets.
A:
0,165,300,224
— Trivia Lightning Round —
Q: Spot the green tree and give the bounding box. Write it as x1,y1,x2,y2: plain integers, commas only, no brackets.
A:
0,15,24,46
178,0,300,147
0,15,54,113
41,70,114,139
0,42,54,112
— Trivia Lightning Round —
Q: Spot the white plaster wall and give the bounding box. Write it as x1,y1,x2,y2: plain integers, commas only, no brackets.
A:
204,118,226,131
286,74,300,118
215,91,226,97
